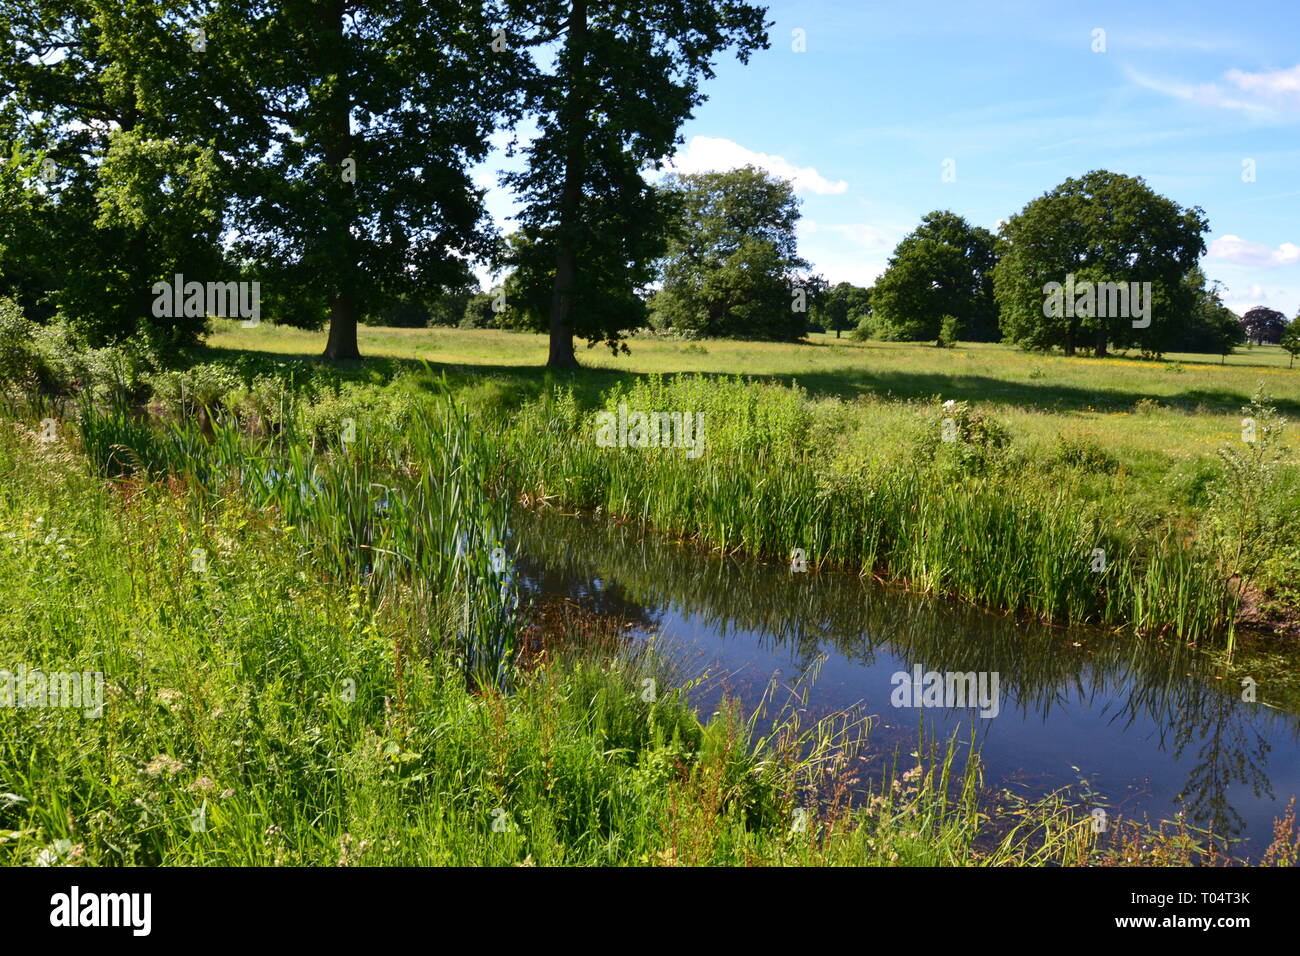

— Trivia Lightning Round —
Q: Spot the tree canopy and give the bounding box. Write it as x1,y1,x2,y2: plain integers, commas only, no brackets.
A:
649,165,819,341
1280,316,1300,368
501,0,769,366
993,170,1207,357
813,281,870,338
870,210,998,343
0,1,227,346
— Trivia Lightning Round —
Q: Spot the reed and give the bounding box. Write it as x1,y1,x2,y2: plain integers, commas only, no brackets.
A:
77,383,519,687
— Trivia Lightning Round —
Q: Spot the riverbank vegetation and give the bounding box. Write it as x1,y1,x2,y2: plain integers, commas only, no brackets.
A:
2,309,1299,865
5,345,1294,868
0,382,1136,866
203,320,1300,639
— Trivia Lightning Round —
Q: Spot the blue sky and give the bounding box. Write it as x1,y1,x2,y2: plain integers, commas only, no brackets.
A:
479,0,1300,317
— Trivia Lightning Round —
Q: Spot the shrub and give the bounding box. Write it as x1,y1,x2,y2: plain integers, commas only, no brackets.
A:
148,363,244,423
917,399,1011,475
1206,387,1293,581
938,314,960,348
0,297,53,395
1051,435,1119,474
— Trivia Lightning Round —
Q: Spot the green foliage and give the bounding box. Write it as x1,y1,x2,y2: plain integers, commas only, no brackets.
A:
813,281,871,338
499,378,1234,642
871,211,998,343
938,314,960,348
502,2,769,365
916,399,1012,476
1174,269,1243,357
0,297,166,405
1051,435,1120,475
0,297,54,395
1281,319,1300,369
500,194,660,355
1207,387,1292,584
0,4,227,347
460,291,502,330
199,0,523,358
427,287,476,329
651,167,817,341
993,170,1207,357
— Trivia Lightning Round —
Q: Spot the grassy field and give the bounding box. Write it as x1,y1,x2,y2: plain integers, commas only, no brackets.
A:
207,321,1300,458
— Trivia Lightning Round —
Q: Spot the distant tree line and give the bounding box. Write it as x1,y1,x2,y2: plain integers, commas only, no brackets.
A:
829,170,1293,361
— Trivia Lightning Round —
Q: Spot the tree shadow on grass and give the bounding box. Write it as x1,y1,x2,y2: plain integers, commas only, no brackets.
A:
769,367,1300,416
193,341,1300,418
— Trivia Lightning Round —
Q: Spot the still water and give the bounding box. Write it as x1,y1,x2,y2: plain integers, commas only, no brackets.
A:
512,507,1300,859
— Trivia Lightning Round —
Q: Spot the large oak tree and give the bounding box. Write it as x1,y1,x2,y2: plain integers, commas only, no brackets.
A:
502,0,769,367
993,170,1207,357
650,165,818,341
194,0,527,359
870,210,998,343
0,1,226,345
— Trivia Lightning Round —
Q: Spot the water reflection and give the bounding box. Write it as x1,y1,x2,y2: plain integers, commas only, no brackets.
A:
511,507,1300,854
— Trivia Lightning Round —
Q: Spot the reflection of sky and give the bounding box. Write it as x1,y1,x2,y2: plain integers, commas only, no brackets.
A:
521,543,1300,858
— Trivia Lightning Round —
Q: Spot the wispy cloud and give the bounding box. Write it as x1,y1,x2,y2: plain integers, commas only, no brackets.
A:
1224,64,1300,108
800,219,896,246
1124,63,1300,118
666,136,849,195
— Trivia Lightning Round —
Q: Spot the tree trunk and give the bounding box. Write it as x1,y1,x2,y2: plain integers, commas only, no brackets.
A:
548,245,579,368
324,291,361,360
545,0,587,370
320,0,360,362
1093,327,1107,358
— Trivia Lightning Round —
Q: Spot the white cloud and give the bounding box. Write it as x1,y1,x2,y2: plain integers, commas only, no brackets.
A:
1206,235,1300,268
1221,285,1300,316
1224,64,1300,103
1124,63,1300,118
665,136,848,195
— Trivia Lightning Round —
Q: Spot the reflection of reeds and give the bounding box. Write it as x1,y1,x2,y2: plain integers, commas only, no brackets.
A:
516,596,643,669
510,506,1255,724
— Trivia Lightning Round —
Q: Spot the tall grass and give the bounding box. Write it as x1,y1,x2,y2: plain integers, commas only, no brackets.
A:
76,382,518,687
